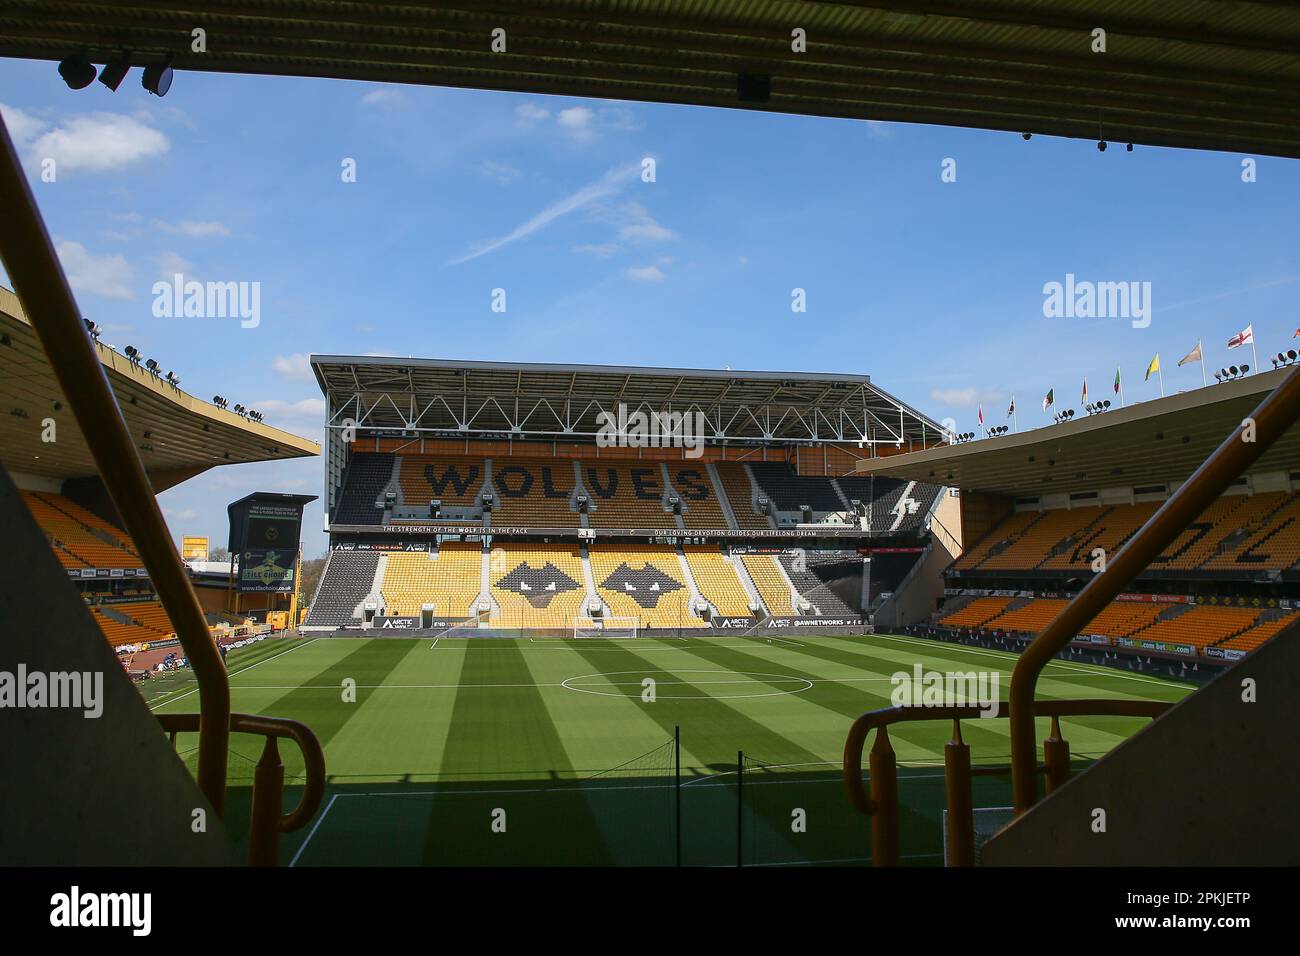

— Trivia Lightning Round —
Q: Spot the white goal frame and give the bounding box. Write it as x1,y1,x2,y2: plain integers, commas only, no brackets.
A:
572,615,640,639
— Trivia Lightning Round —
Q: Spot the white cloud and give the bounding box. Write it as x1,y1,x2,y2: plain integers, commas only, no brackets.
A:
25,111,169,174
55,240,135,299
0,103,45,147
479,160,521,185
557,106,595,140
360,88,403,107
613,201,675,242
156,251,193,280
515,103,550,123
447,161,640,265
272,353,315,382
154,219,231,238
574,242,620,258
865,120,895,141
164,507,200,522
930,387,979,406
626,265,665,283
513,101,642,141
252,397,326,424
929,386,1006,407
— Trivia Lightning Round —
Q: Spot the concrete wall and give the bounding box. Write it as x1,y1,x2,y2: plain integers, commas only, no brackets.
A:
0,465,234,865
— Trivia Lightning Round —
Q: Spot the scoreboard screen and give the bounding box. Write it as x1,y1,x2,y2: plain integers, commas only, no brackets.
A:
227,493,316,593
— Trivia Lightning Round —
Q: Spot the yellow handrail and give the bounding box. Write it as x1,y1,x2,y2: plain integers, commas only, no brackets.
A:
0,112,231,812
844,699,1169,865
159,713,326,866
1007,367,1300,813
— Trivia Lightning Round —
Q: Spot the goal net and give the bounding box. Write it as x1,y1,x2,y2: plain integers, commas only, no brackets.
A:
573,615,640,639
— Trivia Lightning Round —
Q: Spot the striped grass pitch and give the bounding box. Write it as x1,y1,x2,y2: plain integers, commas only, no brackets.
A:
149,633,1193,866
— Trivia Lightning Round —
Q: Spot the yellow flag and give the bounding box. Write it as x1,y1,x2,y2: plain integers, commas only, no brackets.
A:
1145,353,1160,381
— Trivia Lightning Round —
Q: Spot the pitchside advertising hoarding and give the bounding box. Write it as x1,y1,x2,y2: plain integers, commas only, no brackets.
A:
227,492,317,593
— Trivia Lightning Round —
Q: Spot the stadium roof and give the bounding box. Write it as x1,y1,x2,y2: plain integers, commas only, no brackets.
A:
311,354,941,445
0,287,319,488
853,366,1300,496
3,1,1300,157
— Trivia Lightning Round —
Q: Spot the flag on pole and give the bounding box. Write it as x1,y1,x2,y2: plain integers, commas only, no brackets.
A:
1113,367,1121,393
1007,397,1016,417
1145,354,1160,381
1227,325,1254,349
1178,342,1202,366
1293,326,1299,338
1081,378,1088,405
978,405,984,427
1042,388,1054,411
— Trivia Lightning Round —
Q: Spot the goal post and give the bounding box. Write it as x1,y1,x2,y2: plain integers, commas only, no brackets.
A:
573,615,640,639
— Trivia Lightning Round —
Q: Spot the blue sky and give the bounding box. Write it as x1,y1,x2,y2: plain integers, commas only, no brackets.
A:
2,58,1299,558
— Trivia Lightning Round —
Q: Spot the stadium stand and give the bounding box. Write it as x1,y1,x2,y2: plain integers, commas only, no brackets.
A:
671,465,729,529
748,461,845,512
589,545,703,627
22,491,141,567
741,553,794,616
1220,610,1300,652
682,546,754,617
957,494,1300,575
1127,604,1261,649
939,595,1016,628
399,456,484,509
714,463,772,529
381,544,482,618
583,463,672,528
778,551,863,617
489,544,587,628
304,551,380,627
489,461,579,526
333,453,394,524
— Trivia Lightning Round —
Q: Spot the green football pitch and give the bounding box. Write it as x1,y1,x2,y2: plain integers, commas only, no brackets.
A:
147,632,1193,866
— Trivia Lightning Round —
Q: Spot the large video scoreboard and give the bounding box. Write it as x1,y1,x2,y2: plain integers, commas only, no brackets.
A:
227,492,317,593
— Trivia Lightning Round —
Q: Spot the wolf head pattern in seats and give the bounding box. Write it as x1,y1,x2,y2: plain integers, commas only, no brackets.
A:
599,562,685,608
494,561,582,608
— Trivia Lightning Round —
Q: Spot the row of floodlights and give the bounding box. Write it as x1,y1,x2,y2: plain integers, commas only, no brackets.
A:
1084,400,1114,415
211,396,263,422
949,431,978,443
1214,364,1251,382
1270,352,1298,370
58,53,172,96
985,425,1011,437
121,344,180,386
1052,408,1077,424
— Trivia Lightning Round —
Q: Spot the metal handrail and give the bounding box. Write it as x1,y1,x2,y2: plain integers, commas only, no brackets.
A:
0,113,231,812
1007,366,1300,813
844,699,1169,865
159,713,326,866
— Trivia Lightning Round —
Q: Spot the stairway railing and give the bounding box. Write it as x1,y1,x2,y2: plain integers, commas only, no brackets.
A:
0,113,232,814
843,699,1169,865
159,713,326,866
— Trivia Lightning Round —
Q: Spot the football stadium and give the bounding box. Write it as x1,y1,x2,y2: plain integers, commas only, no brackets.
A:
1,0,1298,933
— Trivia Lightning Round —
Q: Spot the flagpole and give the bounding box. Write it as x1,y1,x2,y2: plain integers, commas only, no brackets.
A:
1250,336,1258,375
1013,409,1018,433
1157,365,1165,397
1199,341,1207,387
